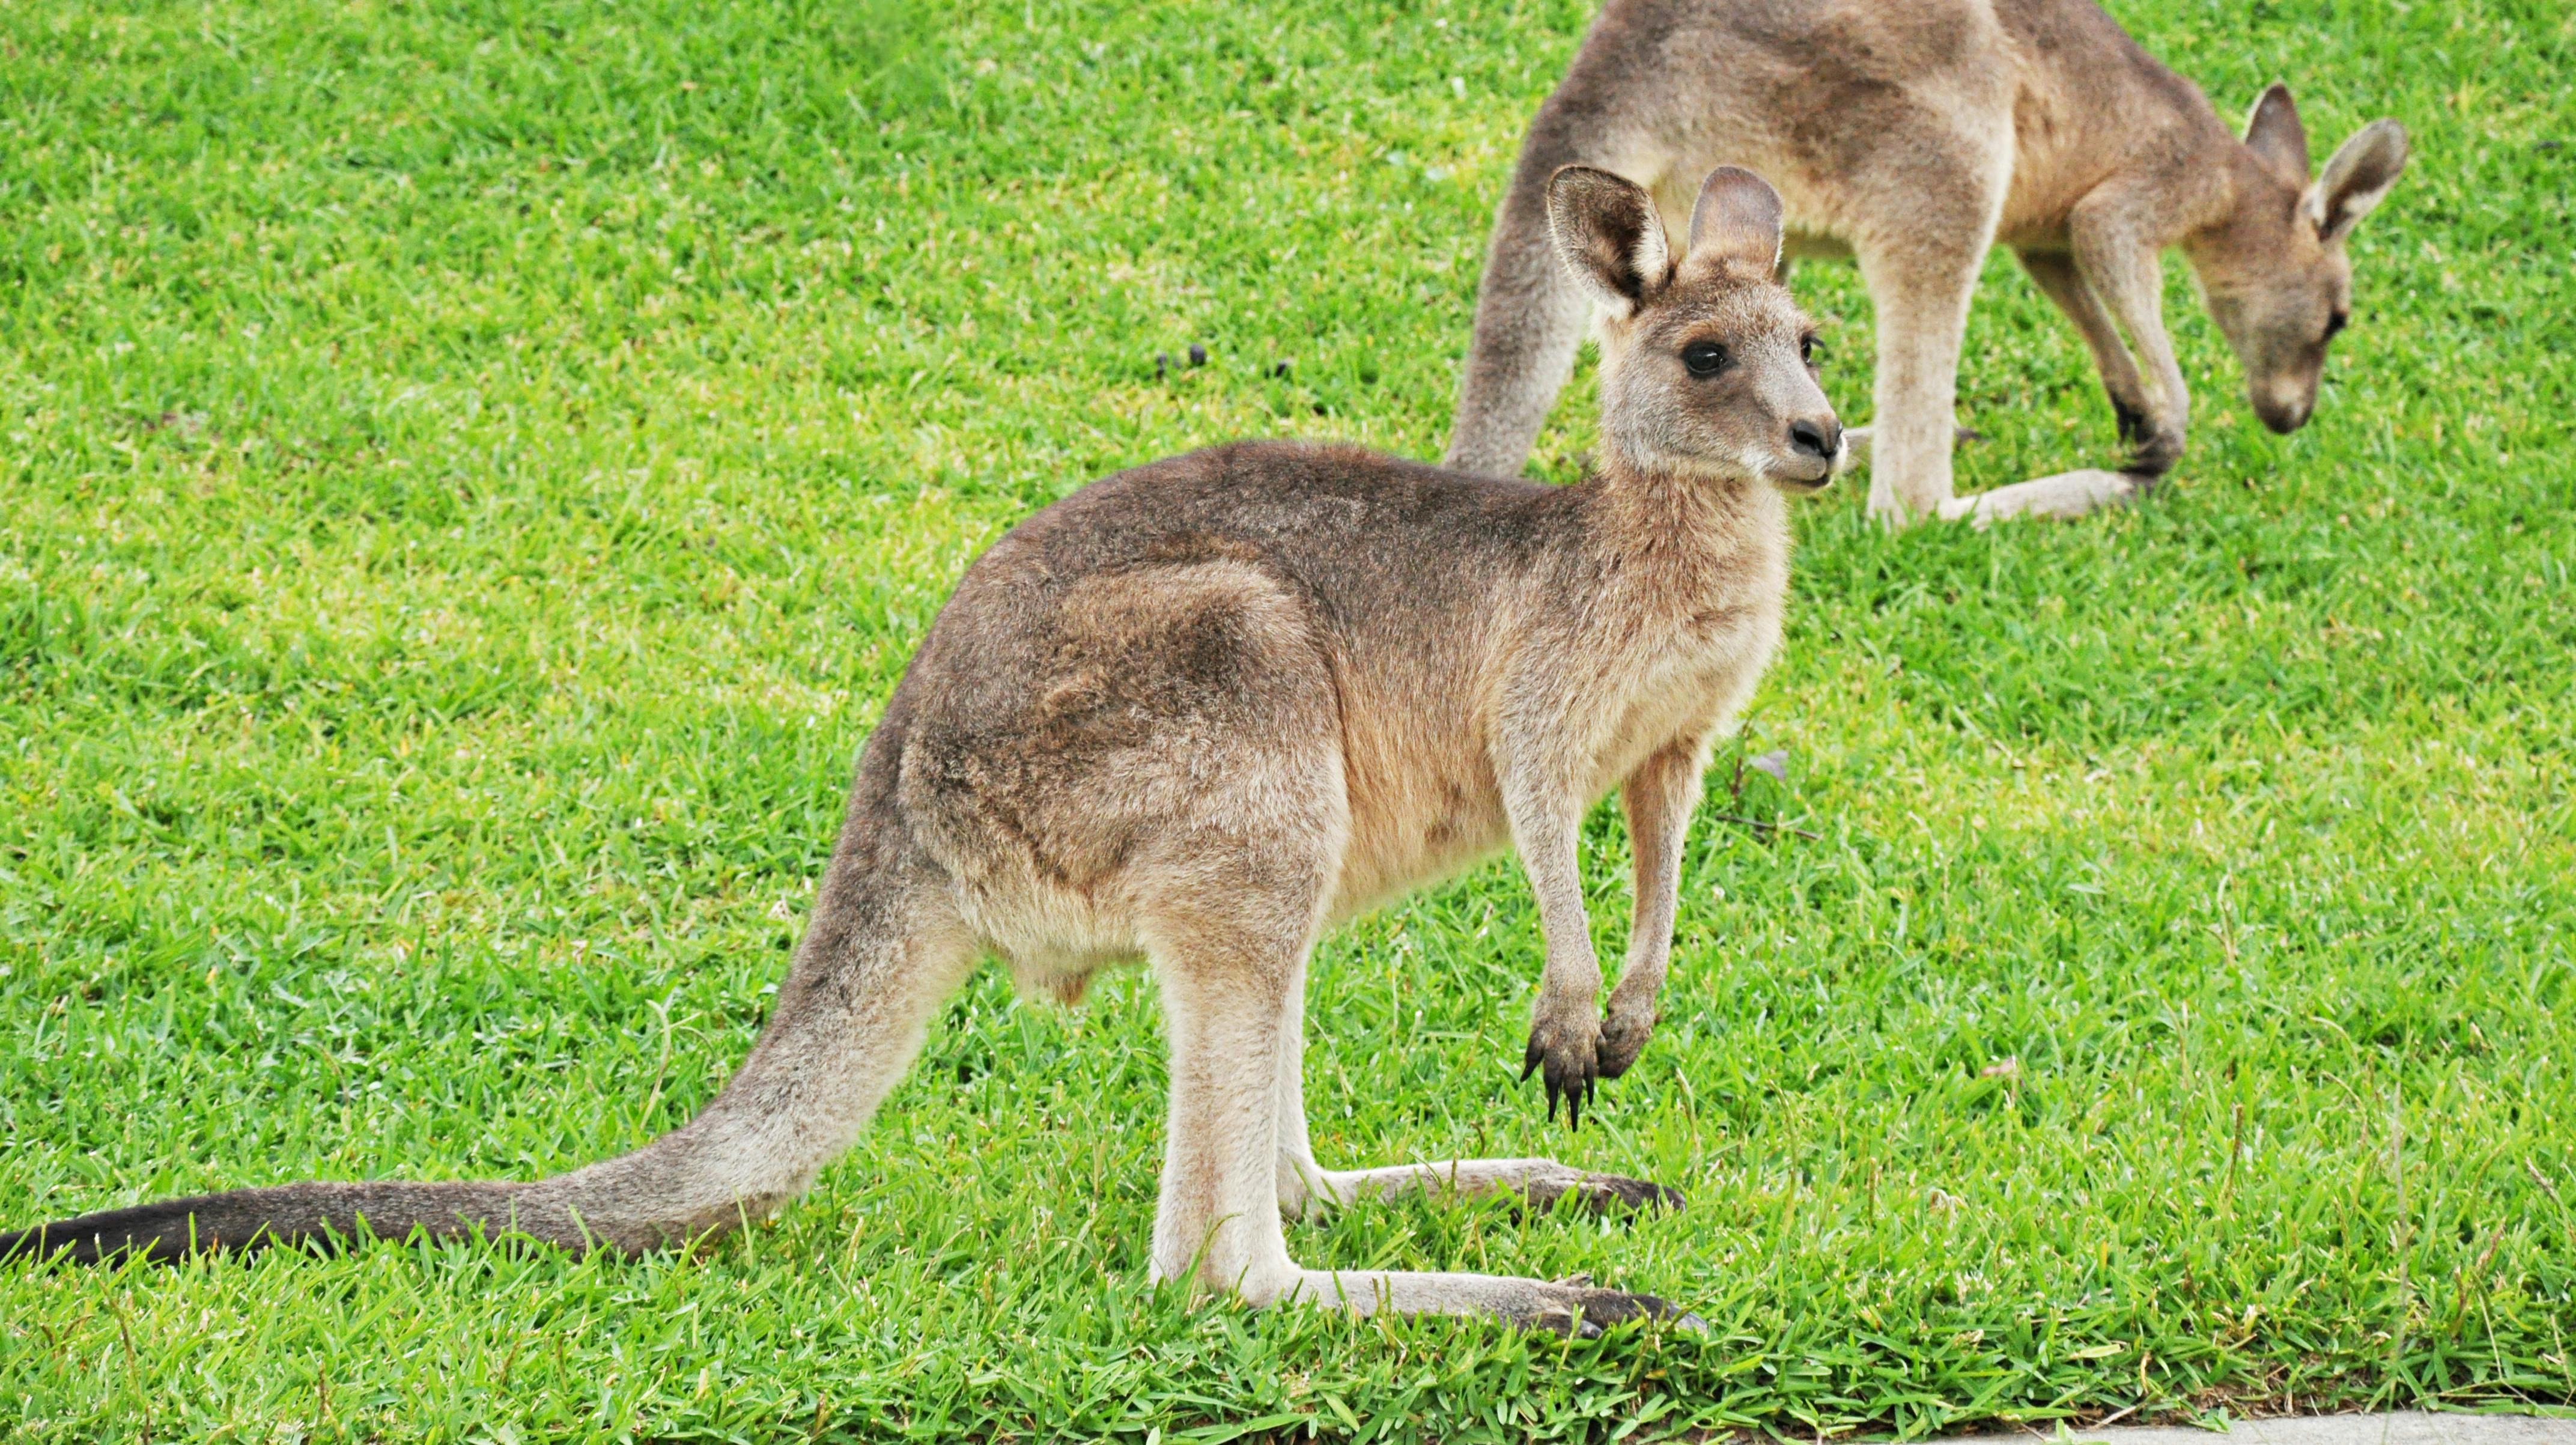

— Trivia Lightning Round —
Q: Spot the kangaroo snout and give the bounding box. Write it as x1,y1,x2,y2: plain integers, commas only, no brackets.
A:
2255,393,2312,434
1782,415,1842,484
1788,418,1840,461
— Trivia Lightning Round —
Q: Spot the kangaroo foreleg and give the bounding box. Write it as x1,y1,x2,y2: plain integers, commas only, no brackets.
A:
1504,784,1605,1127
1937,230,2181,527
1271,962,1682,1222
2071,207,2189,477
1596,741,1703,1078
2018,247,2154,447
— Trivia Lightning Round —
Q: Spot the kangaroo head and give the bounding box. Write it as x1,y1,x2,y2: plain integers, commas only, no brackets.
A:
1545,165,1839,488
2193,84,2410,434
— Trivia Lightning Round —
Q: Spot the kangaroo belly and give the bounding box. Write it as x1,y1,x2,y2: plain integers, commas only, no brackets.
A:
1325,706,1513,923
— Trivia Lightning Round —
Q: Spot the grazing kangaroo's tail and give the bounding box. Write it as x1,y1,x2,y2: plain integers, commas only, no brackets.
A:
2,826,974,1268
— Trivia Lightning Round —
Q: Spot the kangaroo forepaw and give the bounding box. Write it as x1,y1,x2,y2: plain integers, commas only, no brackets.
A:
1593,1003,1657,1080
1520,1009,1602,1129
1528,1285,1707,1338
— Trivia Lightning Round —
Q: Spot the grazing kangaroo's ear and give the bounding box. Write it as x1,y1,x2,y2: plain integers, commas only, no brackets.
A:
2307,120,2409,240
2243,83,2310,183
1546,165,1669,314
1686,165,1785,275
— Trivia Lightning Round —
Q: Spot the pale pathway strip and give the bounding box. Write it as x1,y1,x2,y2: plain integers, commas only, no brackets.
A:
1931,1413,2575,1445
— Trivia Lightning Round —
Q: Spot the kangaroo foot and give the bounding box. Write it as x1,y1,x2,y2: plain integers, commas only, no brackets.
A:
1520,1171,1687,1217
1939,468,2152,528
1526,1283,1707,1337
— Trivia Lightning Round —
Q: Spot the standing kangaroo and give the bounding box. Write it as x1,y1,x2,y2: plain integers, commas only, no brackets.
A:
4,168,1838,1334
1446,0,2408,527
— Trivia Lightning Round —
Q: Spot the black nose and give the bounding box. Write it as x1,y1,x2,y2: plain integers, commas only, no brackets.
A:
1788,418,1839,460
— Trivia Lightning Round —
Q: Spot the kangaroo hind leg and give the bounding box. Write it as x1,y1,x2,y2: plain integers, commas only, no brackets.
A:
1271,968,1683,1226
1155,911,1697,1336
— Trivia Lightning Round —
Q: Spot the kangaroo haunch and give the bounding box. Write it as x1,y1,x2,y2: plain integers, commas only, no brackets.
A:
4,167,1838,1335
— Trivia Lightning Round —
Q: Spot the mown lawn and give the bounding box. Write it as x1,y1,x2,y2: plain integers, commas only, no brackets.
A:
1,0,2571,1440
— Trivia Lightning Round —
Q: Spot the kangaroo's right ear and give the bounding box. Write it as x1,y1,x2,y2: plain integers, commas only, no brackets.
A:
1546,166,1669,315
2243,82,2310,183
1685,165,1785,276
2307,120,2409,241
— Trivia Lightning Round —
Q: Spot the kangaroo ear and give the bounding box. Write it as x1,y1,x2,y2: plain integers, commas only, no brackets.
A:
2243,82,2310,183
1546,166,1669,315
1686,165,1785,275
2306,119,2409,240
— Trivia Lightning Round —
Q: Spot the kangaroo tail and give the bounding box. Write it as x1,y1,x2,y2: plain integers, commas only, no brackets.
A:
0,1179,536,1265
3,830,974,1268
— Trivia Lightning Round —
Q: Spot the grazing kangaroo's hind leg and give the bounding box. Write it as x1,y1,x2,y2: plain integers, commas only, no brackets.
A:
0,801,977,1265
1853,219,2000,526
1445,97,1660,478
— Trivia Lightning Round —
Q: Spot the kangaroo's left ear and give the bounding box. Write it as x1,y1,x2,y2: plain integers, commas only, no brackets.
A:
2307,120,2410,241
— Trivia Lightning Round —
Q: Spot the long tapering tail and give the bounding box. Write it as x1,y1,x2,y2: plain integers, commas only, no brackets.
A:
3,823,974,1268
0,1180,536,1265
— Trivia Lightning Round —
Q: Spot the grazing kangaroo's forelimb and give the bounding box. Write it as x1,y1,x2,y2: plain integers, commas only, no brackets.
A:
2071,198,2190,478
1939,207,2188,528
1445,106,1644,478
1905,248,2164,529
2017,249,2154,440
1596,741,1703,1079
1,790,975,1264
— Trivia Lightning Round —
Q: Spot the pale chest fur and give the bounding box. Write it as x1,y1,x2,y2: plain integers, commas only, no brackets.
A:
1324,488,1790,921
1574,524,1789,802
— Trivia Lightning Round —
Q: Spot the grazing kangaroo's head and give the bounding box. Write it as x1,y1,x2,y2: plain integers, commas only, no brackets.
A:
2192,84,2410,435
1546,165,1839,488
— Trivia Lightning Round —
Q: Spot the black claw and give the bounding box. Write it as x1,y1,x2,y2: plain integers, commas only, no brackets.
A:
1522,1039,1542,1082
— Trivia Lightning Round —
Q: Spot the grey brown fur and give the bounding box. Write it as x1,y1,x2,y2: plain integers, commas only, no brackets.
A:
4,168,1835,1333
1447,0,2408,527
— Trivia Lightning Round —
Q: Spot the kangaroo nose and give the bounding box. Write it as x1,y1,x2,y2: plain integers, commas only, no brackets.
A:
1788,418,1839,460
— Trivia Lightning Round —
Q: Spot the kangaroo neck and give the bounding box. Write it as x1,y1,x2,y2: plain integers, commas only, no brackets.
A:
1573,453,1788,606
2180,145,2295,277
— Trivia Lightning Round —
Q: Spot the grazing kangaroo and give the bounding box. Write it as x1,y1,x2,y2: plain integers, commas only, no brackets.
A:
2,166,1835,1334
1445,0,2408,528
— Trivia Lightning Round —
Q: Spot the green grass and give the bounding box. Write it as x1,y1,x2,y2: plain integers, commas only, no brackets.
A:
1,0,2571,1438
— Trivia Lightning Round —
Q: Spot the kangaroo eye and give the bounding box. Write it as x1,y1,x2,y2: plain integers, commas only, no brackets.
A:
1681,341,1728,376
1800,334,1824,365
2324,309,2350,340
